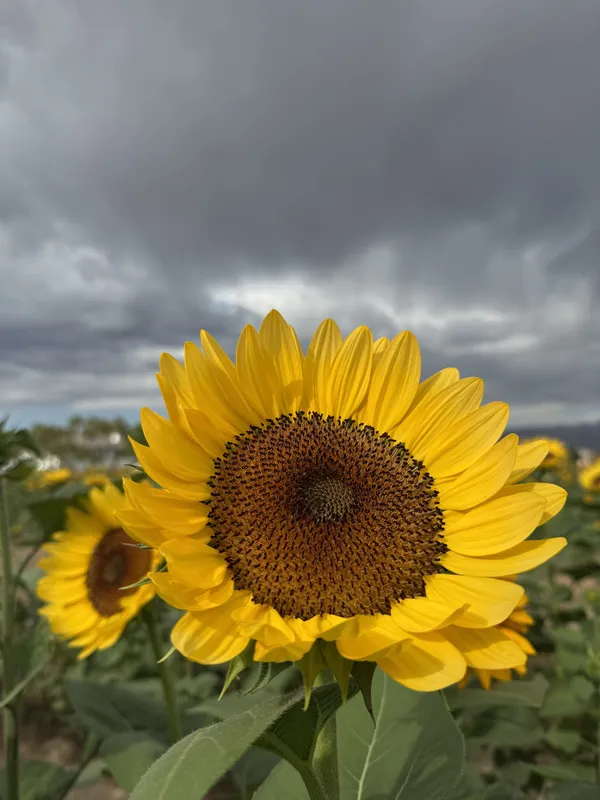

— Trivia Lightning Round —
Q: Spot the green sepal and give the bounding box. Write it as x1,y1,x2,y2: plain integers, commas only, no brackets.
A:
220,641,256,698
351,660,377,721
320,641,353,703
243,661,291,695
296,642,327,710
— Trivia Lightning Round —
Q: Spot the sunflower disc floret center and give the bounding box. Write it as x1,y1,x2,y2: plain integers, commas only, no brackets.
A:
86,528,151,617
206,411,446,620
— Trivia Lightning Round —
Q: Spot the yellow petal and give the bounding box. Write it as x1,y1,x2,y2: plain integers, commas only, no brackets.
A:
395,377,483,458
499,482,567,525
182,408,227,458
408,368,460,412
150,572,234,611
236,324,286,419
140,408,214,482
159,537,229,588
390,597,467,632
288,615,351,643
376,632,467,691
156,373,198,443
426,574,524,628
444,626,527,669
200,329,239,382
362,331,421,433
335,615,410,660
184,341,257,434
507,440,549,484
443,491,545,556
123,478,210,537
426,402,510,478
501,626,536,655
326,326,373,419
171,608,250,665
259,310,304,412
254,639,314,663
303,319,343,411
116,506,168,548
36,576,87,604
130,439,210,501
442,537,567,576
231,602,296,645
435,435,518,511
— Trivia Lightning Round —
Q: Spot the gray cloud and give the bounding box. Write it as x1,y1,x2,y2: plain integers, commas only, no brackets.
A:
1,0,600,425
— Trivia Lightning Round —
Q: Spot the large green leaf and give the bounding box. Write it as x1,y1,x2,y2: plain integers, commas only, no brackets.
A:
253,760,310,800
231,747,280,799
336,671,465,800
100,732,166,792
549,782,600,799
64,679,171,739
445,674,549,710
540,675,595,718
129,688,303,800
531,763,596,783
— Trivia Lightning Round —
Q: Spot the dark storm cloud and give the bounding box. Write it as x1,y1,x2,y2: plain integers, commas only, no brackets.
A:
1,0,600,421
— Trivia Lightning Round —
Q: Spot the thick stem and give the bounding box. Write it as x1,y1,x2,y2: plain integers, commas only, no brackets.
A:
311,671,339,800
0,478,19,800
142,604,182,744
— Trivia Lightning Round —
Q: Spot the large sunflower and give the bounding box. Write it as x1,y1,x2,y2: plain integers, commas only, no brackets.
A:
37,483,159,659
118,311,567,691
579,458,600,494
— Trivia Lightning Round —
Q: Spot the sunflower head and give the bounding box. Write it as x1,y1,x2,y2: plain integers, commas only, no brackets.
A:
39,467,73,487
82,471,112,487
37,483,159,659
579,458,600,495
118,310,567,693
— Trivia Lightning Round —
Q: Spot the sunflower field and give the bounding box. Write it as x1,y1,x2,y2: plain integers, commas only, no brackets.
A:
1,311,600,800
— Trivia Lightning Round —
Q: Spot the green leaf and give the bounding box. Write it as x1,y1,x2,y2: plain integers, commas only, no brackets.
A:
336,670,465,800
257,680,358,765
549,782,600,799
100,732,166,792
221,642,256,697
296,643,327,709
540,675,595,718
253,760,310,800
129,689,303,800
482,719,544,749
0,760,72,800
444,673,549,710
231,747,280,800
0,624,55,709
3,459,36,482
11,429,42,457
531,763,595,783
321,642,353,703
351,661,376,721
243,661,292,696
544,728,582,754
64,679,170,739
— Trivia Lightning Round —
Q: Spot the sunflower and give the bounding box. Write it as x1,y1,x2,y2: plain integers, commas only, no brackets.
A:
579,458,600,494
459,589,535,689
39,467,73,487
117,310,567,692
82,470,112,487
532,438,569,473
37,483,159,659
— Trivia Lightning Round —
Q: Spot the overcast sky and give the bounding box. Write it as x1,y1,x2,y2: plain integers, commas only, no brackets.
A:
1,0,600,430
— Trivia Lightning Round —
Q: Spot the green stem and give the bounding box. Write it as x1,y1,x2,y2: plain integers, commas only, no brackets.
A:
142,604,182,744
0,478,19,800
596,685,600,787
311,671,339,800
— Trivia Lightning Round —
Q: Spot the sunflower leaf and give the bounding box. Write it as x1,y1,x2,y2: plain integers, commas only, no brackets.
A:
221,642,256,698
129,688,304,800
336,669,466,800
243,660,291,696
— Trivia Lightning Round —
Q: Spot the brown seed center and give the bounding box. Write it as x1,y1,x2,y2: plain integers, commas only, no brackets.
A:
86,528,151,617
205,411,446,620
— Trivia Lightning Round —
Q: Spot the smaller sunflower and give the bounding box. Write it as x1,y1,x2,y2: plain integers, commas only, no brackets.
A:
82,471,112,487
532,438,569,473
459,588,535,689
37,483,159,658
579,458,600,495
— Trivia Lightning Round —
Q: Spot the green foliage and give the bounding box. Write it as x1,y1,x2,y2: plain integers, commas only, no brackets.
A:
336,671,465,800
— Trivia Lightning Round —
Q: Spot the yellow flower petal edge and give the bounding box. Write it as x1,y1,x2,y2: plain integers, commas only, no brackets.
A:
117,310,567,691
36,483,160,659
